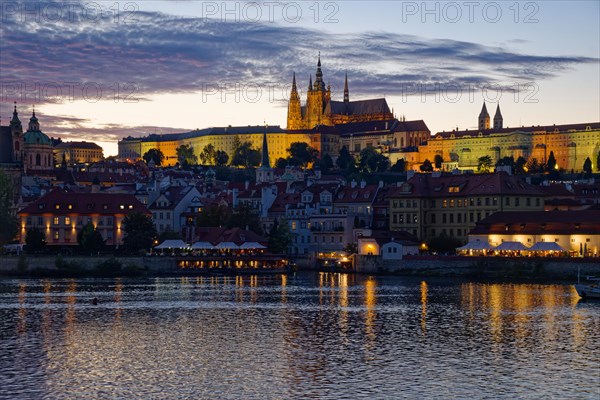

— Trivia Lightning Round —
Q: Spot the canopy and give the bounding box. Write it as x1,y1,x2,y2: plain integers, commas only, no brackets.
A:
528,241,566,252
457,241,495,251
238,242,267,249
214,242,239,249
495,241,529,251
155,239,189,249
191,241,214,250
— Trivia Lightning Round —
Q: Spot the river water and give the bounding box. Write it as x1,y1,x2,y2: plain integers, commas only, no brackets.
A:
0,273,598,399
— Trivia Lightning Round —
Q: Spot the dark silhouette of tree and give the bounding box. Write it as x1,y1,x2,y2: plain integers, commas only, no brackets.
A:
336,146,355,171
25,227,46,252
477,155,492,173
495,156,514,167
434,154,444,169
427,232,463,255
199,144,216,165
358,147,389,173
547,151,557,172
142,148,165,166
78,222,105,253
515,156,527,174
176,144,197,166
420,159,433,172
390,158,406,173
287,142,319,168
122,212,157,253
268,218,291,254
318,154,334,174
196,203,231,227
275,157,288,169
231,142,261,167
583,157,592,175
215,150,229,166
597,151,600,171
526,158,544,173
227,203,262,235
0,170,18,246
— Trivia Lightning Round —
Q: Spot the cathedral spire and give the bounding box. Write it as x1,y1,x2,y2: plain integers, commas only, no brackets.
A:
308,75,313,91
314,53,325,91
261,126,270,168
10,101,21,126
28,105,40,132
343,71,349,103
478,102,490,130
493,103,503,129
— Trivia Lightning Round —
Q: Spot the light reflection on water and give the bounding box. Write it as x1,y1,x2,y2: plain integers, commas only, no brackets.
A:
0,273,598,400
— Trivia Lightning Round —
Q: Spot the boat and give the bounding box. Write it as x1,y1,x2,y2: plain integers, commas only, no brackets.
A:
574,277,600,300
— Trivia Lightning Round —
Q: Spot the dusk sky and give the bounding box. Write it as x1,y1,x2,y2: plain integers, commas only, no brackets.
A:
1,0,599,156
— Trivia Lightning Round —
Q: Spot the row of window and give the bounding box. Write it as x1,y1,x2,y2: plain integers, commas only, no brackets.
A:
392,197,541,209
26,216,114,226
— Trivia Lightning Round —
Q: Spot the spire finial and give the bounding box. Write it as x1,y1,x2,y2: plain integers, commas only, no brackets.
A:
32,104,36,117
14,101,17,113
344,71,349,103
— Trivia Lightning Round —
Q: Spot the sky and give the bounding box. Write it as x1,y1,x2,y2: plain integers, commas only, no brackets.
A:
1,0,599,156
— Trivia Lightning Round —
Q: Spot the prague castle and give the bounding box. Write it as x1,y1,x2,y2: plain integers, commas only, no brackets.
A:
118,57,598,173
287,55,394,129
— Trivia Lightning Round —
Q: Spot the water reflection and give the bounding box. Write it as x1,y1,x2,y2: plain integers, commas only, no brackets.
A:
0,274,598,400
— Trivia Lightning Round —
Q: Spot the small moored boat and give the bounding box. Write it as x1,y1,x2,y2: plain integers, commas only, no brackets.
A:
575,277,600,300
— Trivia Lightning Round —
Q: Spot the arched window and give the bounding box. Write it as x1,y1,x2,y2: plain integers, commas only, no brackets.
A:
36,154,41,166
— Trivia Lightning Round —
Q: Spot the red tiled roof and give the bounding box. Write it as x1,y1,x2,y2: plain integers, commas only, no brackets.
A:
470,210,600,235
18,188,149,215
389,172,545,198
334,184,379,204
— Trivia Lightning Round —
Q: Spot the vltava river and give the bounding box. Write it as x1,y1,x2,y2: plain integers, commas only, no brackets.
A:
0,273,598,399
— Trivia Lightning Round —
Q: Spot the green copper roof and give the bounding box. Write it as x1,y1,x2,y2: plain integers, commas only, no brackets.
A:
23,130,52,146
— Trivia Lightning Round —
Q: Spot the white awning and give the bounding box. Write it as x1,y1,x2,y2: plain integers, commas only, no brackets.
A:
214,242,239,249
191,241,214,249
238,242,267,249
155,240,189,249
528,242,566,252
495,241,529,251
457,241,495,251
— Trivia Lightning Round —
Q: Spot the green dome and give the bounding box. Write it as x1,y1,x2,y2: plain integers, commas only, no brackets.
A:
23,130,52,146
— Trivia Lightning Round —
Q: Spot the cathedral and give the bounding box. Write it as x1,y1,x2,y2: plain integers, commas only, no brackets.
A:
287,56,394,130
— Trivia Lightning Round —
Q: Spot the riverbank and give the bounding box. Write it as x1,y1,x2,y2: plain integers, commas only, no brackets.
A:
1,254,598,280
354,255,600,280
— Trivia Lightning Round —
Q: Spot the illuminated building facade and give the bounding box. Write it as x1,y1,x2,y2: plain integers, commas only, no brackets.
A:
18,189,149,246
54,141,104,165
388,172,546,242
411,104,599,172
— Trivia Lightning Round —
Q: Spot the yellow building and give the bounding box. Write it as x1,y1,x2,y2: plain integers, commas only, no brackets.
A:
54,141,104,165
388,172,546,242
118,126,315,167
411,103,600,172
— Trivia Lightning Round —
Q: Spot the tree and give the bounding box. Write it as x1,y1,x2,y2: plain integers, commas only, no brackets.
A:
77,222,105,253
268,218,291,254
227,203,262,235
231,142,261,168
176,144,197,166
317,154,334,174
427,232,463,255
434,154,444,170
597,151,600,172
336,146,355,171
583,157,592,175
143,148,165,166
526,157,544,173
496,156,514,167
477,155,492,173
287,142,319,168
199,144,217,165
358,147,389,173
215,150,229,166
0,170,18,246
515,156,527,174
25,227,46,252
275,157,288,169
390,158,406,173
196,203,231,227
158,230,181,242
547,151,557,172
419,159,433,172
122,212,157,253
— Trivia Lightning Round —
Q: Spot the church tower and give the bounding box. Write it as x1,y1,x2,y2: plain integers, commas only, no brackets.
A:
343,72,349,103
493,103,503,129
287,72,304,130
256,129,274,184
478,102,490,130
305,54,329,128
10,102,23,162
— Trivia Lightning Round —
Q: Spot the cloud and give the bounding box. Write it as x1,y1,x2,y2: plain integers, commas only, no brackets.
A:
1,0,597,142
